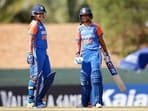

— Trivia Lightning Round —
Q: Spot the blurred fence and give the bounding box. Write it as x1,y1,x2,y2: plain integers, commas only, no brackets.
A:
0,68,147,107
0,68,148,86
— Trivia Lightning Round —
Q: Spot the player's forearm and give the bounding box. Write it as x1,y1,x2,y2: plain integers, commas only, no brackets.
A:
27,35,34,53
99,36,109,56
101,42,109,56
76,40,81,55
28,42,33,53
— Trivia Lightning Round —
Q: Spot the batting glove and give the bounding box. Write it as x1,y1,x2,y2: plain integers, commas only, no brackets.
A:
74,56,83,64
26,52,34,64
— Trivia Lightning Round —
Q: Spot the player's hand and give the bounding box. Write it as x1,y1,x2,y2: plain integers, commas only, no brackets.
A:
104,55,111,62
26,52,34,64
75,51,80,57
74,56,83,64
74,51,83,64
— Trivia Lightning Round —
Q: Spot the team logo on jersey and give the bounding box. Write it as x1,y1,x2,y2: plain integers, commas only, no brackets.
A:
41,31,47,40
81,27,95,39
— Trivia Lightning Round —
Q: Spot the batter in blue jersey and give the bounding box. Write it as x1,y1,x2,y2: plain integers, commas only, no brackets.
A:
75,7,110,108
26,4,55,108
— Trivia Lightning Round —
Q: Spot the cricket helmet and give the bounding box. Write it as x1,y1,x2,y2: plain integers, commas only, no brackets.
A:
31,4,46,16
79,7,93,19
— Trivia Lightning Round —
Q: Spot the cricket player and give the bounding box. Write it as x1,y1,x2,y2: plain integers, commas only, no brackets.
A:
26,4,55,108
75,7,110,108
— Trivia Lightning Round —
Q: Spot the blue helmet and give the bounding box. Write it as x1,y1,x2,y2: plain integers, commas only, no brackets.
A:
32,4,46,16
79,7,93,19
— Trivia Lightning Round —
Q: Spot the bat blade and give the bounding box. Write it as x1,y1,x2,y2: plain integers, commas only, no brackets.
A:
105,60,126,92
101,48,126,92
112,74,126,92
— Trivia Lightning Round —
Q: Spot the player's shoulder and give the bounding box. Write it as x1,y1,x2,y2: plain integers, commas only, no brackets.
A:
92,23,103,35
92,23,103,33
29,20,38,27
76,24,83,31
92,23,102,29
77,24,83,28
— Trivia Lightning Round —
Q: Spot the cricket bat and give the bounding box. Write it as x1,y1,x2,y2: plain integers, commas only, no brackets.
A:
102,50,126,92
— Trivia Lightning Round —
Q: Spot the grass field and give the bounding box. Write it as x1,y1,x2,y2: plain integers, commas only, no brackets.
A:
0,107,148,111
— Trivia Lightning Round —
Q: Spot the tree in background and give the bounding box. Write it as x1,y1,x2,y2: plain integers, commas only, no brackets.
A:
0,0,147,56
0,0,86,23
88,0,148,56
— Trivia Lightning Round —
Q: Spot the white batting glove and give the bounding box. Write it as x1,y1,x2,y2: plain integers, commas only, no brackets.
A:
74,56,83,64
26,52,34,64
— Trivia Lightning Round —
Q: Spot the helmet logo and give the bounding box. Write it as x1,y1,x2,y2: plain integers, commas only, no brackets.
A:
82,9,86,13
40,6,44,11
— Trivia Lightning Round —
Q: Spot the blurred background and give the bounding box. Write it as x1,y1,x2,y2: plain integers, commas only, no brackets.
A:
0,0,148,107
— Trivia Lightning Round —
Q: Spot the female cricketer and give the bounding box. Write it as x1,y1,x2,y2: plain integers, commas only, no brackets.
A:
26,4,55,108
75,7,110,108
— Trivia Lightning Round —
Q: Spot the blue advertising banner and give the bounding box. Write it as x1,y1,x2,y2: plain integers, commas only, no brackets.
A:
0,84,147,107
103,84,148,106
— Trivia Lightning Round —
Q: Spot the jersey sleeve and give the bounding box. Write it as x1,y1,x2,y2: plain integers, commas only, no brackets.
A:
96,24,103,37
28,20,38,35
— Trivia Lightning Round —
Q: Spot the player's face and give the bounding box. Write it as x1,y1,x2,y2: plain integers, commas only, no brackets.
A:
81,14,91,23
36,13,45,21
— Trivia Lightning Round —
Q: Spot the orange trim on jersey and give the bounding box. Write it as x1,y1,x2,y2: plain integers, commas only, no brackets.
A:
28,20,38,35
96,24,103,37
